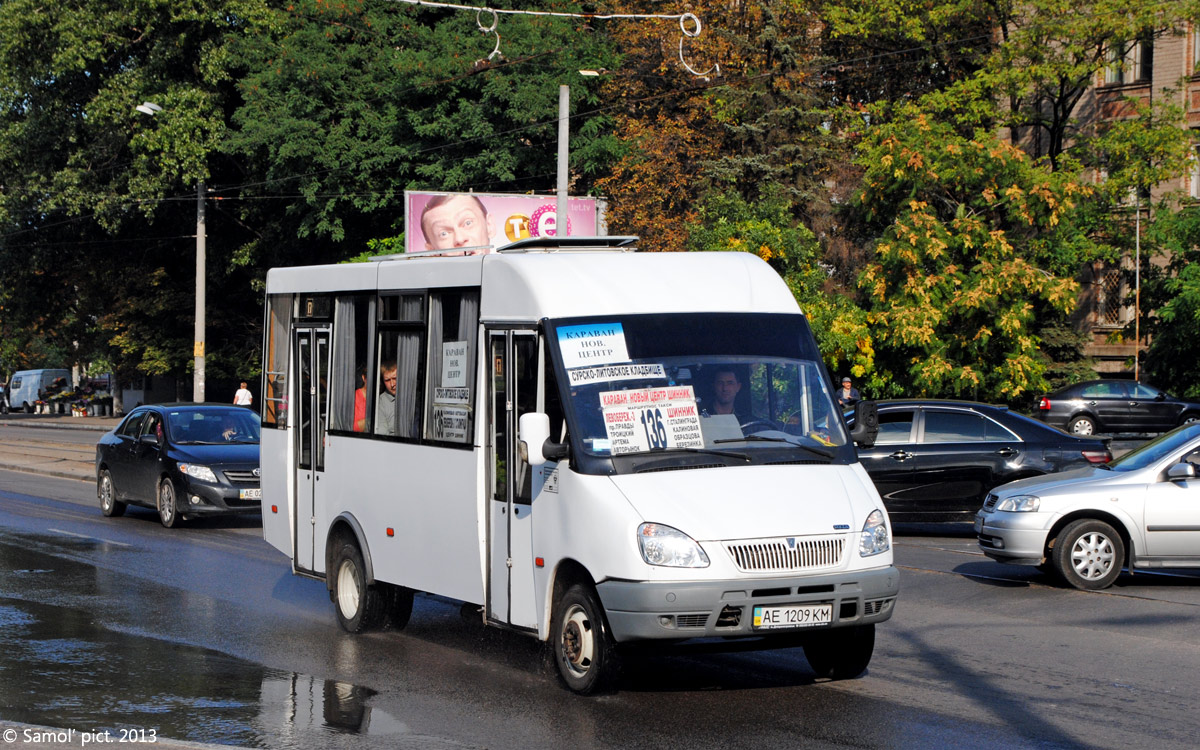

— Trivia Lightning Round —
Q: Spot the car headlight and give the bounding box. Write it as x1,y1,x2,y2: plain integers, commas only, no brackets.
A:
178,463,217,483
859,510,890,557
638,523,710,568
995,494,1041,512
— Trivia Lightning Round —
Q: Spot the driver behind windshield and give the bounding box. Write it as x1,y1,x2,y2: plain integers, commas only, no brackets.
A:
704,366,750,422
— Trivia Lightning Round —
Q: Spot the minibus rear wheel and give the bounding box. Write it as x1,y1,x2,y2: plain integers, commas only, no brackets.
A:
552,583,619,694
802,623,875,680
332,542,386,633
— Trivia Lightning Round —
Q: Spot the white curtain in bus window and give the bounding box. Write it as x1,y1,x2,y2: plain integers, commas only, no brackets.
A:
329,295,370,433
264,295,291,428
328,296,357,432
395,332,422,438
426,290,480,444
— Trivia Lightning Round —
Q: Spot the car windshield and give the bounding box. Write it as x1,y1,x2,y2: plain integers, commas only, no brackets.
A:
167,409,262,445
1106,425,1200,472
547,313,849,463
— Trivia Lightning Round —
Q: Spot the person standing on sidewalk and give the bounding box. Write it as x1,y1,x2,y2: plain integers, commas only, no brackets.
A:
233,382,253,407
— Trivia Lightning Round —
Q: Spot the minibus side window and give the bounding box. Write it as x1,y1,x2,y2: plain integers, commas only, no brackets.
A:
375,294,425,440
425,289,480,445
262,295,291,429
328,294,372,434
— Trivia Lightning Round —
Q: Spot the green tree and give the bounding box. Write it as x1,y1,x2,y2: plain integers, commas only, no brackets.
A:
854,95,1100,403
0,0,274,410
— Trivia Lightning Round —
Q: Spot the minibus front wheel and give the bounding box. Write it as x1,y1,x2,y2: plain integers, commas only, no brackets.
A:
552,583,619,695
332,542,386,633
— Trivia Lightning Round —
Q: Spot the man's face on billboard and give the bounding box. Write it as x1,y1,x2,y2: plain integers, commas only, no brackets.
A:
422,196,493,250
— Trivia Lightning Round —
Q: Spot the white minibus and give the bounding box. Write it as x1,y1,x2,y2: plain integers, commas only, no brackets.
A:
260,237,897,693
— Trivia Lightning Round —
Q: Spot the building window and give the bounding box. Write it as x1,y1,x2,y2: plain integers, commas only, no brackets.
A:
1191,142,1200,199
1194,26,1200,73
1104,36,1152,85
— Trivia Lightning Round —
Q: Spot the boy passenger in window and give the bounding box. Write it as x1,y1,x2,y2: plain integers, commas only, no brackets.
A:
420,194,495,252
375,361,398,436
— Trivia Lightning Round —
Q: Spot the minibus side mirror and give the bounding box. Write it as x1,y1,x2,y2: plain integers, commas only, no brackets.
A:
849,400,879,449
518,412,568,466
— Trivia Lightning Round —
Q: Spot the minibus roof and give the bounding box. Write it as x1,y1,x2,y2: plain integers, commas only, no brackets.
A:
265,238,802,321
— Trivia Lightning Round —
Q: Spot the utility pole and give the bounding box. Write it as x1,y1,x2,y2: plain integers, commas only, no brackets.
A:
194,179,206,402
557,85,569,238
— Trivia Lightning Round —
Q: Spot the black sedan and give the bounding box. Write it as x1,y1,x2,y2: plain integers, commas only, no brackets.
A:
96,404,261,528
1033,379,1200,436
849,400,1111,522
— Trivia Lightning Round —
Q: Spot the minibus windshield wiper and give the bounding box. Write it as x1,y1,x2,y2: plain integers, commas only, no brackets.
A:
646,446,752,462
712,435,835,460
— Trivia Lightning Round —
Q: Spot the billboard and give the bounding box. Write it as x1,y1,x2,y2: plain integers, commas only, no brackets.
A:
404,191,603,253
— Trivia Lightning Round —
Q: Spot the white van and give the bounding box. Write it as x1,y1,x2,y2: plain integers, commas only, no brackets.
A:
6,369,71,412
259,237,897,693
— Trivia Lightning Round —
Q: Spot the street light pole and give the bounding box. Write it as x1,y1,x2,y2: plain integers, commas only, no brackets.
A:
194,179,206,402
136,102,206,402
556,84,569,238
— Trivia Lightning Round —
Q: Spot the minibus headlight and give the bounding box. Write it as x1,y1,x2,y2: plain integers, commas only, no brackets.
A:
994,494,1041,512
638,523,710,568
859,510,890,557
178,463,217,483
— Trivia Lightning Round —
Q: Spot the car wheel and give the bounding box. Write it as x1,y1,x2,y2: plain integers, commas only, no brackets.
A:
803,624,876,680
1052,519,1124,590
98,470,126,518
552,583,619,695
1067,415,1096,435
1180,412,1200,427
157,479,181,528
332,542,386,633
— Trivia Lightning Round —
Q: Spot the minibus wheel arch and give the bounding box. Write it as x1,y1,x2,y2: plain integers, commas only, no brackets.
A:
326,514,374,591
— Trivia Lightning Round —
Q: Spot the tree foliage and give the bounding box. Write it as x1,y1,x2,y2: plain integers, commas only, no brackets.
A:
855,95,1099,401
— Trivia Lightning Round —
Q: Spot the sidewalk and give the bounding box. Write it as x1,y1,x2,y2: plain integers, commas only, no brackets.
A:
0,411,120,432
0,413,115,481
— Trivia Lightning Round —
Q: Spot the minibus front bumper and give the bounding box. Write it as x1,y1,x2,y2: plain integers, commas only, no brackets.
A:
596,566,899,642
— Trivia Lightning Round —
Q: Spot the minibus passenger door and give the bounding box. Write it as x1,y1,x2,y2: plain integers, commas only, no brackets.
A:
487,330,538,630
294,326,330,573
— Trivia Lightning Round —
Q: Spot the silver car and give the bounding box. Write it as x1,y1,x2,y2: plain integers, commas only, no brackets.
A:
976,424,1200,590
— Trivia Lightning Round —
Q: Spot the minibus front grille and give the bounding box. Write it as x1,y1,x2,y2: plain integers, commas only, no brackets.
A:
723,536,846,573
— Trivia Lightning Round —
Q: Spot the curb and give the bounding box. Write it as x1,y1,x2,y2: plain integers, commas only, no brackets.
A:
0,461,93,482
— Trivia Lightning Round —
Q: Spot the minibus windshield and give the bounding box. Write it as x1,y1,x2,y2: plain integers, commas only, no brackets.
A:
547,313,850,465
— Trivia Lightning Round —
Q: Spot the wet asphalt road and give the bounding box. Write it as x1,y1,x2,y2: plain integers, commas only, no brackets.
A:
0,425,1197,749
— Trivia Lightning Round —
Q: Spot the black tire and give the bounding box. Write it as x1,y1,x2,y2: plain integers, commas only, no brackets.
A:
803,624,875,680
332,542,386,633
552,583,619,695
1180,412,1200,427
1052,519,1124,590
384,583,415,631
157,479,181,528
1067,415,1097,436
98,469,126,518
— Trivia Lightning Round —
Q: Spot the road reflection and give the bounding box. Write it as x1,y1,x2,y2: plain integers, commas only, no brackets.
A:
0,537,404,748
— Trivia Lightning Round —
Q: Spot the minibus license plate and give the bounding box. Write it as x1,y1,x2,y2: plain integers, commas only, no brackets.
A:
973,515,983,534
753,603,832,630
240,488,262,500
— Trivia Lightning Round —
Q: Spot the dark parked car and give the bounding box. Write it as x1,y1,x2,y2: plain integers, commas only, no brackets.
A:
1034,379,1200,436
848,400,1111,522
96,404,261,528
